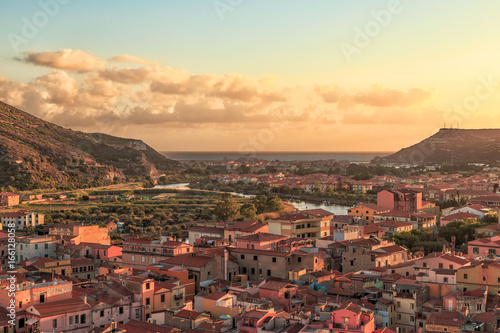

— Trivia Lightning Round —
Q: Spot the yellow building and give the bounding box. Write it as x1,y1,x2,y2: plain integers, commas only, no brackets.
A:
268,209,332,240
456,260,500,295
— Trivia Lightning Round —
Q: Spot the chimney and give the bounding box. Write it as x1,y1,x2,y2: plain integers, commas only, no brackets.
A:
82,294,87,304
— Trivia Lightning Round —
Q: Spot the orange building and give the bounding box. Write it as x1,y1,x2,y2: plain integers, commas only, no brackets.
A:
348,203,390,223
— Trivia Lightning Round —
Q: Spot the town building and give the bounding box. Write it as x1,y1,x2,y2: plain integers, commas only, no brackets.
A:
0,192,20,207
122,237,193,270
1,210,44,229
348,203,390,223
268,209,333,240
377,189,422,213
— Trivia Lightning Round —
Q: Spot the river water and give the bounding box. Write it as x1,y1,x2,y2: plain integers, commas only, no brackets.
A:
154,183,351,215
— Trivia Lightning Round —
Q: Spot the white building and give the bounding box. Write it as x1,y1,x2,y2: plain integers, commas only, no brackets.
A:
16,236,57,263
1,210,44,229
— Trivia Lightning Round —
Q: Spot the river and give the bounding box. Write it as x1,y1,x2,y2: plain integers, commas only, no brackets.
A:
154,183,351,215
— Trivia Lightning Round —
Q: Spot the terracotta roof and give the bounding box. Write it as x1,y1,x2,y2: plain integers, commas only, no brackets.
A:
225,220,257,231
354,203,388,211
29,297,90,317
204,291,230,300
243,309,269,319
375,220,413,228
114,319,179,333
441,211,478,221
175,309,204,319
474,311,495,324
426,311,464,326
260,280,296,291
229,247,290,257
236,232,286,242
1,210,31,218
160,254,213,268
71,258,93,266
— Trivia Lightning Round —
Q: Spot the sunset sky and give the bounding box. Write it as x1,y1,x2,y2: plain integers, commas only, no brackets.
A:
1,0,500,152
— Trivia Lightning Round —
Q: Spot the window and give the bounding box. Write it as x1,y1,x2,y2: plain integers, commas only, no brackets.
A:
477,304,482,311
423,262,427,268
241,255,245,259
251,268,255,274
489,249,496,255
397,301,401,308
69,316,73,325
464,274,468,279
19,301,22,308
449,264,453,269
131,255,135,262
146,298,150,306
152,258,156,264
410,303,414,310
298,257,302,263
253,256,257,261
410,316,415,322
146,282,150,289
75,315,79,324
473,247,479,254
398,314,401,320
438,263,443,268
135,309,140,319
35,244,38,249
40,294,45,303
45,243,48,249
81,314,86,324
161,294,165,303
267,270,271,276
272,257,276,263
141,256,145,263
483,276,487,281
100,310,104,317
444,277,448,283
242,267,247,273
119,306,124,314
53,319,57,328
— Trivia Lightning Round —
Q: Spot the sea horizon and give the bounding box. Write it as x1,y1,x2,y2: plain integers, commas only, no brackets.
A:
161,151,395,162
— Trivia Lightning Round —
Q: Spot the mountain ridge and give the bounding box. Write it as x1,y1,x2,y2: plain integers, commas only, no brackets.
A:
373,128,500,165
0,101,179,190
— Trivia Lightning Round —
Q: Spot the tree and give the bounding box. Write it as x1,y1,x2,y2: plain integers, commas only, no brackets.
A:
266,196,283,213
240,203,257,220
98,222,107,228
214,193,240,221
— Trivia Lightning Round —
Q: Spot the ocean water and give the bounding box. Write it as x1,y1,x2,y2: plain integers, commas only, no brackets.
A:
161,151,392,162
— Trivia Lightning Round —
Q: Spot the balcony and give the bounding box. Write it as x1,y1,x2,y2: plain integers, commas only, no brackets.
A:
174,294,183,300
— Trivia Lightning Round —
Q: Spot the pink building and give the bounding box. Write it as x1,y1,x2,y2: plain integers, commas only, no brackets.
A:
25,296,91,333
92,244,122,260
329,302,375,333
377,189,422,213
238,309,276,332
468,235,500,258
259,280,300,313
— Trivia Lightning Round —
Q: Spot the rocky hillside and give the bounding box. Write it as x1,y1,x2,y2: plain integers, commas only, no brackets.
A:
374,128,500,165
0,101,179,190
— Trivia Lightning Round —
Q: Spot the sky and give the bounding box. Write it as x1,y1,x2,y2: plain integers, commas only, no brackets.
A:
1,0,500,152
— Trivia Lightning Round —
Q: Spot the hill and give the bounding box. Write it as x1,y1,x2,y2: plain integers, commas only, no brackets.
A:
0,101,179,190
373,128,500,165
